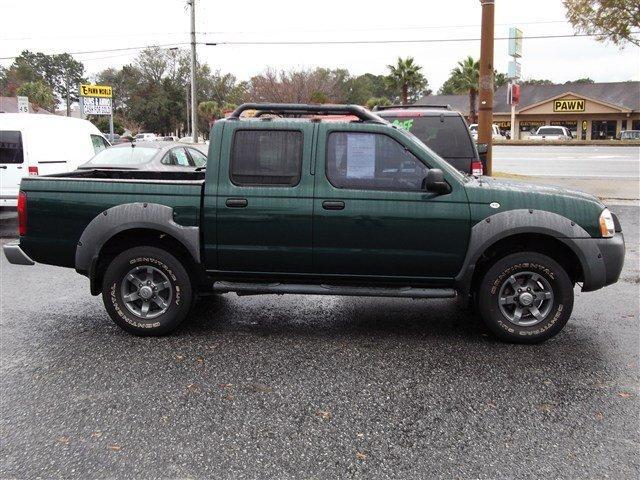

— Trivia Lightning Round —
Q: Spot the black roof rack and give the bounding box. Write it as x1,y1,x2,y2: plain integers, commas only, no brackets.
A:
228,103,386,124
373,104,452,111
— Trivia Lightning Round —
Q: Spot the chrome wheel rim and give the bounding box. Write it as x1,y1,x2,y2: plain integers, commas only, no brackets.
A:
498,271,554,327
120,265,173,319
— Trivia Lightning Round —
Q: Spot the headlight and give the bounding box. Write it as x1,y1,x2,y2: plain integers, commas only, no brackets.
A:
599,208,615,238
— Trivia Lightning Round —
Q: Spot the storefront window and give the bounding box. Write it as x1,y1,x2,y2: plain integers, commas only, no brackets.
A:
591,121,617,140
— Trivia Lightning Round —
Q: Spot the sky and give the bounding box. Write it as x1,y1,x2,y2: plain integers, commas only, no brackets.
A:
1,0,639,92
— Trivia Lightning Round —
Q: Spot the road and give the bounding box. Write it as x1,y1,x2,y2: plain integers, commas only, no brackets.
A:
1,206,638,479
493,145,640,179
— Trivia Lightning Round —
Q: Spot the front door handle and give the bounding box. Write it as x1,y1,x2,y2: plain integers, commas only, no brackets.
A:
322,200,345,210
226,198,248,208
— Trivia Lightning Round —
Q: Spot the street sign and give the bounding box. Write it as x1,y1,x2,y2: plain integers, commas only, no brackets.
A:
81,97,112,115
507,60,521,80
79,84,112,98
508,27,523,57
17,96,29,113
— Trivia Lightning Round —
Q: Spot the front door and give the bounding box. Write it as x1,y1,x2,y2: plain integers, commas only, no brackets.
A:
212,121,315,273
312,123,470,282
0,130,26,206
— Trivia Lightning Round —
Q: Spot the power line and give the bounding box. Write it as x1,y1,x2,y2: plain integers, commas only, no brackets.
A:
0,43,190,61
206,32,640,46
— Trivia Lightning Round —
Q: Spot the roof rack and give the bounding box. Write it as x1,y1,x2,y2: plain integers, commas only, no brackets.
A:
228,103,386,124
373,104,452,111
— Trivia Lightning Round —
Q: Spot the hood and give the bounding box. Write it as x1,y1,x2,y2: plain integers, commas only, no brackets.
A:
464,176,605,237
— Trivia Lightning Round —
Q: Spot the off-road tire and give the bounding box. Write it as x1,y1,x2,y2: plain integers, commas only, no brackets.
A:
102,246,193,336
478,252,574,343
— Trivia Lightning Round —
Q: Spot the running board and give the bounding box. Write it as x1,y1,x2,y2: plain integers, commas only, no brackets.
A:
212,281,456,299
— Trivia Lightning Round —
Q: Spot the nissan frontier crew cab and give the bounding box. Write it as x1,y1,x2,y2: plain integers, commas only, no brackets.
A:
3,103,625,343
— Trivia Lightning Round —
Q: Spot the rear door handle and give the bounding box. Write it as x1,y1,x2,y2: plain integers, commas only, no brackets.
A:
226,198,248,208
322,200,345,210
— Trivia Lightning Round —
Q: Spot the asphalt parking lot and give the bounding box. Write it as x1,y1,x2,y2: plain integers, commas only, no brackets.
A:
1,204,638,479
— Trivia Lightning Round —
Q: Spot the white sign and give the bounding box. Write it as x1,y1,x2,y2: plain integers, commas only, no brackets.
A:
346,134,376,179
508,27,523,58
82,97,112,115
508,60,521,79
17,96,29,113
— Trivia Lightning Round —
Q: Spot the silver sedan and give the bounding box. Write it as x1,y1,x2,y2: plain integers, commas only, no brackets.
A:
79,142,208,171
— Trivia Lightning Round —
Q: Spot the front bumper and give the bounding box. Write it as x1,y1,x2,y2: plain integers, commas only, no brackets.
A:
594,232,625,287
572,232,625,292
2,242,35,265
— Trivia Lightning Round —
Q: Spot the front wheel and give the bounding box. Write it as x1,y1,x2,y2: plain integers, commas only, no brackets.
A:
477,252,574,343
102,246,193,336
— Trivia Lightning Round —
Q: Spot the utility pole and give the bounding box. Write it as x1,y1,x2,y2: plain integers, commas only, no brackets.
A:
478,0,495,175
185,82,191,136
65,71,70,117
188,0,198,143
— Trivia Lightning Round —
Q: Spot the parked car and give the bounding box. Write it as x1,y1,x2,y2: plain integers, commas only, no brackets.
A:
469,123,505,141
0,113,109,207
161,136,179,142
78,142,207,171
4,103,624,344
375,105,485,175
135,133,158,142
619,130,640,140
529,126,573,141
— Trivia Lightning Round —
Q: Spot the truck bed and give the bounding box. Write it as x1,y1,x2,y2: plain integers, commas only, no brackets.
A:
19,170,205,268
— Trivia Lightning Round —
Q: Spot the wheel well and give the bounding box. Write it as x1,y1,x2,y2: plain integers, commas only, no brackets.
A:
470,233,584,294
92,228,202,295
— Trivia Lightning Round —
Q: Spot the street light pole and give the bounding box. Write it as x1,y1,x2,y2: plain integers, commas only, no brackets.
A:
478,0,495,176
188,0,198,143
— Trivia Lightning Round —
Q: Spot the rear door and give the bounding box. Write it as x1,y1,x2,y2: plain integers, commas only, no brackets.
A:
312,122,470,281
212,121,315,273
0,129,26,205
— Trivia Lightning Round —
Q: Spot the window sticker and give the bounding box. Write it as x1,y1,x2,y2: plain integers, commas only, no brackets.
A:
392,119,414,132
346,134,376,179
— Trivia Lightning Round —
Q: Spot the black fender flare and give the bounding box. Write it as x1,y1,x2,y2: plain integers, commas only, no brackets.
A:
75,203,200,292
455,209,605,295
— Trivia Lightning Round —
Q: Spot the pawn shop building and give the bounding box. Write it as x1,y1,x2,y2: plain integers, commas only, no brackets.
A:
415,81,640,140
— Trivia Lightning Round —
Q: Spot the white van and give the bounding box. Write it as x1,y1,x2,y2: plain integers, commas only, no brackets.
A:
0,114,109,207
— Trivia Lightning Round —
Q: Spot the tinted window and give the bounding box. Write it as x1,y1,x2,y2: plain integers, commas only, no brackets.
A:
84,146,158,166
0,131,24,164
91,135,110,154
538,127,564,135
326,132,428,191
231,130,302,186
383,116,475,158
187,147,207,167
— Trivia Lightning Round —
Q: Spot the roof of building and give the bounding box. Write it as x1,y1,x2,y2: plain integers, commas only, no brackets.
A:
415,81,640,114
0,96,53,114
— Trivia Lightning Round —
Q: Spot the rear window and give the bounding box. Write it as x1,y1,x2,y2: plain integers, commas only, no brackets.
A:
230,130,303,186
83,146,158,166
0,130,24,164
382,115,475,158
537,127,564,135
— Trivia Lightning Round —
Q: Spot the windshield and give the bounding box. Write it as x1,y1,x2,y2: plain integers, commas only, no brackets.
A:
382,115,476,158
83,147,158,166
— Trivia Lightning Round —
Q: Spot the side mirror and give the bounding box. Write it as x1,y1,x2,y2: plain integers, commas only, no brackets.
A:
423,169,451,195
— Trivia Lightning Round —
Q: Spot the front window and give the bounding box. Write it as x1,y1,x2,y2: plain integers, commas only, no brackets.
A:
84,146,158,166
161,147,191,166
0,131,24,164
326,132,428,191
187,147,207,167
383,115,475,159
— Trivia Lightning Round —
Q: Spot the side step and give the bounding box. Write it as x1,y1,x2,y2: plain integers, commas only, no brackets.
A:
212,281,456,299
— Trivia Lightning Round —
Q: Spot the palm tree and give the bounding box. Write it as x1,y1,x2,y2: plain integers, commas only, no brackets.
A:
386,57,428,105
449,56,480,124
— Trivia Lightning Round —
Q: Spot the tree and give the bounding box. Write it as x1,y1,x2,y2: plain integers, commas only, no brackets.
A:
246,68,346,103
447,56,480,123
568,77,595,84
365,97,392,110
385,57,428,105
16,81,55,112
522,78,554,85
563,0,640,47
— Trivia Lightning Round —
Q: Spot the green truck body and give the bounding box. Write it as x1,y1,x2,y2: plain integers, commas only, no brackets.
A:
4,103,625,342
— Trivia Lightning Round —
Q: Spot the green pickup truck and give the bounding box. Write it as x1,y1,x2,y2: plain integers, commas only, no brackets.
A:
3,103,625,343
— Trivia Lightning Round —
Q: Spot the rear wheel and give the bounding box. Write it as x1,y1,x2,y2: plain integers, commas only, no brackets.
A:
102,246,193,336
477,252,574,343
